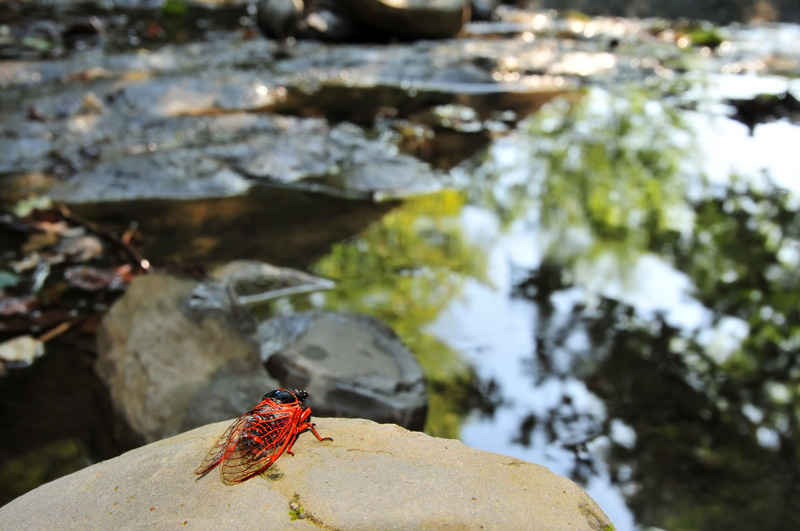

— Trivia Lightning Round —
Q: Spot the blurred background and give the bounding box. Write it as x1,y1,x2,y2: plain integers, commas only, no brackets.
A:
2,1,800,529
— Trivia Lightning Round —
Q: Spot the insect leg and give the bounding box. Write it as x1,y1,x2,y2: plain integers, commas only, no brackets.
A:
295,420,333,442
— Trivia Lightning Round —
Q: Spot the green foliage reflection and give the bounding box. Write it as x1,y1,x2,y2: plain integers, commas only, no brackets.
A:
475,87,800,529
313,190,487,438
469,87,691,266
0,439,91,506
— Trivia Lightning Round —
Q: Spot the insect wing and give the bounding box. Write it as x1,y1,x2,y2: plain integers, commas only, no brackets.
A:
194,416,249,476
219,405,301,484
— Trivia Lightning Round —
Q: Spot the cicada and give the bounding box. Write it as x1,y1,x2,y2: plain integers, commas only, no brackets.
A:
195,388,332,485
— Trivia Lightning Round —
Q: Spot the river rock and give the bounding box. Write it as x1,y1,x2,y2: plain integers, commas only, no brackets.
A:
96,273,278,443
342,0,470,39
96,272,428,442
184,260,336,329
258,311,428,430
0,417,614,530
38,114,443,203
256,0,304,42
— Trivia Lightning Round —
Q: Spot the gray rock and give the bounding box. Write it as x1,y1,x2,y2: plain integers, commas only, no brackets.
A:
96,272,426,444
183,260,335,329
1,24,578,205
96,273,278,443
256,0,305,41
302,0,362,42
0,417,614,530
49,149,251,203
219,120,444,201
38,113,443,204
258,311,428,430
213,261,334,299
341,0,470,39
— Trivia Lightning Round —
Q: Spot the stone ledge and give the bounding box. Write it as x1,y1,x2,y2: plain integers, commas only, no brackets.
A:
0,417,613,530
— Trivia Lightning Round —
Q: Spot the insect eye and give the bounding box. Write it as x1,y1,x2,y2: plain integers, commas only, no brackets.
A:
264,389,297,404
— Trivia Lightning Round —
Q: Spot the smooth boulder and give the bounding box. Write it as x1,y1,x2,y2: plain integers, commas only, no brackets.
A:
342,0,470,39
96,273,278,443
96,272,428,443
0,417,614,530
259,311,428,430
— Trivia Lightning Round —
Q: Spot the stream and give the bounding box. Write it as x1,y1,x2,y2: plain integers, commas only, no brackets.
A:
2,3,800,529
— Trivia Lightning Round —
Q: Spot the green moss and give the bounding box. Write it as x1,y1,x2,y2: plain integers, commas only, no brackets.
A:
264,470,284,481
162,0,188,17
288,501,305,521
287,494,331,528
564,9,591,22
0,439,92,505
579,502,614,531
687,27,724,48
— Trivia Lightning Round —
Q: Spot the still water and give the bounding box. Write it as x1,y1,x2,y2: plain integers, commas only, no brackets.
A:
2,12,800,528
313,80,800,530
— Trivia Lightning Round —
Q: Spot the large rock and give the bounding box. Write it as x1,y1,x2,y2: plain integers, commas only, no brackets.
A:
0,418,614,530
342,0,470,39
186,260,336,323
258,311,428,430
45,116,443,204
97,273,428,442
96,273,278,443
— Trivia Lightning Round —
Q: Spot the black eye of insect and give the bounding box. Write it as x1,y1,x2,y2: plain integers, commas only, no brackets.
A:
264,388,304,404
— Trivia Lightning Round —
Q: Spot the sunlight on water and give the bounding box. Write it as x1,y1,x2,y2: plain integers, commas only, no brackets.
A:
428,82,800,529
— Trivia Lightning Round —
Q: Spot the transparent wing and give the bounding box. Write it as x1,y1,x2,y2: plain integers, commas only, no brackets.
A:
195,416,248,476
219,408,300,485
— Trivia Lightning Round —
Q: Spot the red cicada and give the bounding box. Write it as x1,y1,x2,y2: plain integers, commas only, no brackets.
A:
195,388,332,485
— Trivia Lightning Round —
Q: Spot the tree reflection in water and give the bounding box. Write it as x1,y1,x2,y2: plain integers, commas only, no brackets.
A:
313,86,800,529
471,88,800,530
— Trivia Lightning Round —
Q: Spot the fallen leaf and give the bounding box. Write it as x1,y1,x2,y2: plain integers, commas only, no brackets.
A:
0,335,44,367
55,234,104,262
64,265,125,291
0,295,40,316
0,270,21,289
22,232,59,254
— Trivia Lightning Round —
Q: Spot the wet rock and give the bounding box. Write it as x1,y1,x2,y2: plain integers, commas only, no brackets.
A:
16,112,443,203
96,273,278,443
50,149,251,202
302,0,363,42
470,0,500,21
256,0,304,57
258,311,428,430
1,24,577,205
210,259,336,305
342,0,470,39
256,0,305,41
219,120,444,200
0,417,614,530
0,335,44,371
183,260,335,331
96,268,423,444
61,16,105,52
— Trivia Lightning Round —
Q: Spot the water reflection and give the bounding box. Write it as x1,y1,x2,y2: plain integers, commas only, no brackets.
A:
446,88,800,530
317,85,800,529
312,190,488,438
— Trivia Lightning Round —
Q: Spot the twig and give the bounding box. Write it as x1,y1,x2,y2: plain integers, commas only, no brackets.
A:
38,317,83,343
55,204,151,272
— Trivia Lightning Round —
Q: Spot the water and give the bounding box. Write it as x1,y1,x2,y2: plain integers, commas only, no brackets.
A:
313,82,800,529
447,93,800,529
2,9,800,528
